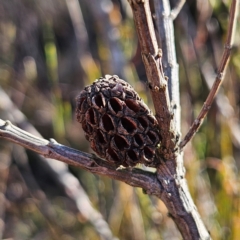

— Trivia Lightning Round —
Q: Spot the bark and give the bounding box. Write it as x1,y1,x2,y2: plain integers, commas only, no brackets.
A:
127,0,211,239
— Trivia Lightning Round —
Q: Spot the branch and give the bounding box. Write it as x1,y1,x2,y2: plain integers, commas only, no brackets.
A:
0,84,208,239
0,119,163,197
179,0,239,149
128,0,177,159
153,0,181,133
127,1,211,239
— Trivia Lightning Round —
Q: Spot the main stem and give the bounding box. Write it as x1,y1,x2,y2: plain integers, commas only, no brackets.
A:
128,0,210,239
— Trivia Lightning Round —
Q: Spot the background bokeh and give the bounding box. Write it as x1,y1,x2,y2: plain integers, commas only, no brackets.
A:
0,0,240,239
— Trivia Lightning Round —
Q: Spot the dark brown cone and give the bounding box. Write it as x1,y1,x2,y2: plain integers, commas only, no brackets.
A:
76,75,160,167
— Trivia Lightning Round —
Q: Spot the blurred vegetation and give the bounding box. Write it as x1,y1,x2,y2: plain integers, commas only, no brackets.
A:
0,0,240,239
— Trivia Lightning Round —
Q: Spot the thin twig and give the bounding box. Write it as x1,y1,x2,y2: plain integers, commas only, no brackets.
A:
0,119,163,197
177,1,240,148
170,0,186,20
203,62,240,146
179,0,239,149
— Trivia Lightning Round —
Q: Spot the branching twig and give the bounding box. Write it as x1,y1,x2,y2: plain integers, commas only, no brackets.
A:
179,0,239,149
